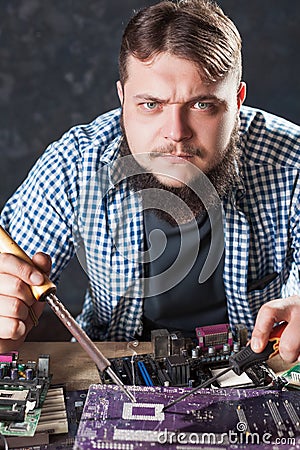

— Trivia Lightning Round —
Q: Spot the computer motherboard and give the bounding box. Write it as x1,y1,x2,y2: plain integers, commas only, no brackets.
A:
2,323,300,449
74,384,300,449
74,325,300,449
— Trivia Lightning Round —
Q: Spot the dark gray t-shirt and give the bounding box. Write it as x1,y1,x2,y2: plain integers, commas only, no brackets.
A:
141,211,227,340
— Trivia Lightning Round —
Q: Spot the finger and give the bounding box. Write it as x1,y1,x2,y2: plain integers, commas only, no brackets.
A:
0,316,26,340
27,301,45,326
0,253,45,286
250,300,282,353
0,295,29,321
0,273,35,305
278,317,300,363
32,252,52,276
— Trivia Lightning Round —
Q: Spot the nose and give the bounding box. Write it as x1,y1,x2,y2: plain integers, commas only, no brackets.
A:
162,105,193,143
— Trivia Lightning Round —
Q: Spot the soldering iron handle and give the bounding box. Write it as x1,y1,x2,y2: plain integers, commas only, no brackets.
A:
0,225,56,301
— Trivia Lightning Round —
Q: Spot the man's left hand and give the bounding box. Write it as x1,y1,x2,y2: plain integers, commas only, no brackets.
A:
251,295,300,363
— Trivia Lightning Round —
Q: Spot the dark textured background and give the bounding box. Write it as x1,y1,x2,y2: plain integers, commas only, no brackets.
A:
0,1,299,340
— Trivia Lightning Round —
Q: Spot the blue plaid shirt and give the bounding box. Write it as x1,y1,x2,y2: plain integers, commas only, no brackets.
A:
1,106,299,341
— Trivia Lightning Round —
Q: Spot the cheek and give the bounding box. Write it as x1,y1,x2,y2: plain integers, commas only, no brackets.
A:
122,110,140,155
208,114,236,154
123,109,158,156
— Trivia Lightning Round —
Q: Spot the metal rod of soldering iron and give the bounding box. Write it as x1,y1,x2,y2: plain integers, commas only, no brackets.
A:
0,225,136,403
46,292,136,402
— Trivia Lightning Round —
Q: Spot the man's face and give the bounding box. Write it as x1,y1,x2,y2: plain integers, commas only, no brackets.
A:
117,53,246,188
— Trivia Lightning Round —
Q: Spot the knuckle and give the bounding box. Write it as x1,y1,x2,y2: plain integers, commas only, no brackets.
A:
0,253,33,284
0,252,11,269
279,341,291,354
11,298,27,320
16,260,32,282
260,301,276,313
10,298,20,317
12,276,26,296
10,319,23,337
0,317,25,340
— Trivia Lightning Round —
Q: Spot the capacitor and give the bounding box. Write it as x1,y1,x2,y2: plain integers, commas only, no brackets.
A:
207,346,215,355
25,368,34,380
0,364,7,378
10,368,18,380
223,343,231,354
191,348,199,358
233,342,240,353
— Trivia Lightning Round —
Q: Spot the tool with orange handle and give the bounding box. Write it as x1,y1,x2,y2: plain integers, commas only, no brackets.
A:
228,321,287,375
163,322,288,411
0,225,136,403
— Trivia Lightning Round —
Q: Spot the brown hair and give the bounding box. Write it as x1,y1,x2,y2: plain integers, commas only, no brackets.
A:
119,0,242,85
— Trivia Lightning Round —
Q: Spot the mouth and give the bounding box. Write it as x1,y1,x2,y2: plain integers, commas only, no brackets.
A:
150,152,196,163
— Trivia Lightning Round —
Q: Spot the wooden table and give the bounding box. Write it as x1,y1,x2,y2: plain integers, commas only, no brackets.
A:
19,341,153,390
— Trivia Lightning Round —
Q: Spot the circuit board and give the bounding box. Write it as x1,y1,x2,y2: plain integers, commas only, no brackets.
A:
5,388,87,450
74,384,300,449
282,363,300,390
0,353,51,438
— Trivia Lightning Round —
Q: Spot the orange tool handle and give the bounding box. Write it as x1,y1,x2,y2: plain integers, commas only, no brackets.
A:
0,225,56,301
229,322,287,375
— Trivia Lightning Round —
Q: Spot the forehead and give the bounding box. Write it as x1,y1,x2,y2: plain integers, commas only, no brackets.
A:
124,53,237,102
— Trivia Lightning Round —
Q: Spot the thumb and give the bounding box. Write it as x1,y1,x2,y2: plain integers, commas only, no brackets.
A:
32,252,52,277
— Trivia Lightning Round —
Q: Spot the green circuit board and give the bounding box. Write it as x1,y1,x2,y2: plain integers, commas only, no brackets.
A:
0,352,51,437
282,363,300,390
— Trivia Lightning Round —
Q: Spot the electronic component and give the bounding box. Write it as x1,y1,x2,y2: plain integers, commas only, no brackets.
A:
165,355,190,385
281,363,300,389
234,323,249,347
75,384,300,449
151,329,171,358
0,353,51,439
103,324,279,391
103,353,212,389
163,322,288,411
151,329,186,358
196,323,233,350
36,387,68,435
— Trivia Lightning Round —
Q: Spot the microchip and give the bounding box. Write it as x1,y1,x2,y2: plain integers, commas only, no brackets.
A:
8,421,29,432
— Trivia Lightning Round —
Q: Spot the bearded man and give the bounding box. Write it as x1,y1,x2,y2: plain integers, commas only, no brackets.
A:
0,0,299,363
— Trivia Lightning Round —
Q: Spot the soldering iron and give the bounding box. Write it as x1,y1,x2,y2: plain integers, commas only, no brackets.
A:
0,225,136,403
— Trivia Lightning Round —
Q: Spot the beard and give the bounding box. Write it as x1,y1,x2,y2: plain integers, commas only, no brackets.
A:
118,115,241,226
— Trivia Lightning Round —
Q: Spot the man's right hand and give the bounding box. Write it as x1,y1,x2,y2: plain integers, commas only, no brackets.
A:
0,252,52,352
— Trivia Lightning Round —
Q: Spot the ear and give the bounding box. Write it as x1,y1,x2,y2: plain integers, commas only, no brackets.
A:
237,81,246,109
116,80,124,105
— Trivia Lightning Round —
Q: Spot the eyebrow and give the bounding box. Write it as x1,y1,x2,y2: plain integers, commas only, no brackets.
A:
133,93,226,105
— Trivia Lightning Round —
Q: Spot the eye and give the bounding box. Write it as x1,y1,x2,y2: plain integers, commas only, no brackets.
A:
193,101,210,110
144,101,159,110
